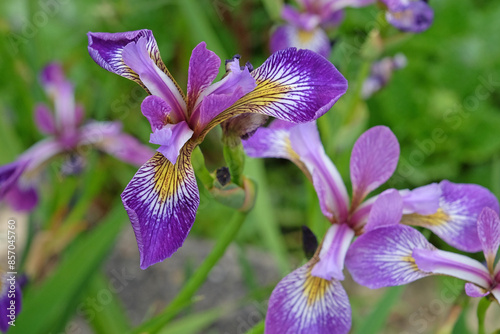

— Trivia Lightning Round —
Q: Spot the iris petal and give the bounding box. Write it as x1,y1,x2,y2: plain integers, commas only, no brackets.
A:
121,148,199,269
265,263,351,334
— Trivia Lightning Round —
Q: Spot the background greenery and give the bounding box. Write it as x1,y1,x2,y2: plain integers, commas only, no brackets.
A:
1,0,499,333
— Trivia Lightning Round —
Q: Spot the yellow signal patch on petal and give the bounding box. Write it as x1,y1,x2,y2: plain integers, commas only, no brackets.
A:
303,269,330,306
401,208,451,227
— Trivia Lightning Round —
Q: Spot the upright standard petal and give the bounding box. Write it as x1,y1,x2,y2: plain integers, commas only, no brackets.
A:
88,30,186,118
203,47,347,137
401,180,500,252
363,189,403,232
477,207,500,272
34,104,56,135
289,121,349,222
186,42,221,112
311,223,355,280
265,263,351,334
350,126,400,209
121,147,199,269
345,225,435,288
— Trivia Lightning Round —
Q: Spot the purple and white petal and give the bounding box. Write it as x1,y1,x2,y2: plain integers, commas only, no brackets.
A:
386,1,434,33
121,36,187,120
477,207,500,271
465,283,490,298
345,225,435,288
190,57,256,132
202,47,347,137
364,189,403,232
350,126,400,209
34,103,56,135
79,121,153,166
242,119,297,160
270,25,331,59
149,122,194,165
402,180,500,252
311,224,355,280
122,149,199,269
186,42,221,112
141,95,172,130
289,121,350,222
265,263,351,334
491,285,500,303
400,183,441,215
413,248,492,289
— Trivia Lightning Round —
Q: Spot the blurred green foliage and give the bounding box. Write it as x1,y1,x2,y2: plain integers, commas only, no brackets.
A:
1,0,499,333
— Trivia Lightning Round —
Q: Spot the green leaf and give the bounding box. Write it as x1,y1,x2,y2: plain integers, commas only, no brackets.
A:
86,272,131,334
353,286,405,334
158,306,224,334
11,205,126,334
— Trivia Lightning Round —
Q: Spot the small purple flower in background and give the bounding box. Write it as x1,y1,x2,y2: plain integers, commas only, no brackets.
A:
380,0,434,33
362,53,407,98
243,121,498,333
0,63,153,212
346,206,500,302
270,0,374,58
87,29,347,269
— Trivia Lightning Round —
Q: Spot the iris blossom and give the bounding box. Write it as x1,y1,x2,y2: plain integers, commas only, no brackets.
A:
380,0,434,33
87,29,348,269
243,121,498,333
346,205,500,301
244,121,402,333
270,0,373,58
0,63,153,212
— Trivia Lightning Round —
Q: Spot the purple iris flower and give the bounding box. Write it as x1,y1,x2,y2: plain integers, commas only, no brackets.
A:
380,0,434,33
270,0,374,58
243,120,498,333
346,205,500,301
0,63,154,212
87,29,348,269
244,121,402,333
362,53,407,99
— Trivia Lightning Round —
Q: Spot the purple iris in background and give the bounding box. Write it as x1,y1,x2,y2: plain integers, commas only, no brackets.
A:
87,29,348,269
380,0,434,33
0,63,153,212
270,0,374,58
346,204,500,301
243,121,498,333
362,53,407,99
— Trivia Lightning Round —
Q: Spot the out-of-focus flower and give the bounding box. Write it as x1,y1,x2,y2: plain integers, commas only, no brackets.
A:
87,29,348,269
243,121,498,333
270,0,373,58
362,53,407,98
0,63,154,212
380,0,434,33
346,206,500,303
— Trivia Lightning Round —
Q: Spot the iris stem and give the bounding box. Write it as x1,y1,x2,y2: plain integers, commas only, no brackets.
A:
477,297,492,334
130,210,248,334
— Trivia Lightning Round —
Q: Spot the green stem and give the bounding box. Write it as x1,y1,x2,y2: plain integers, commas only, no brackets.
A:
223,142,246,187
130,210,248,334
477,297,492,334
